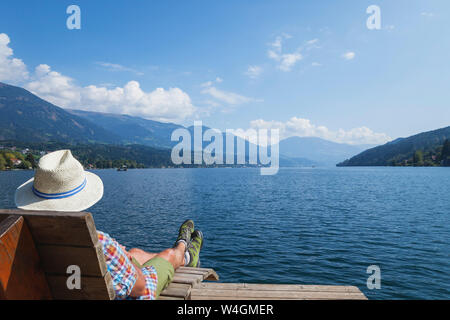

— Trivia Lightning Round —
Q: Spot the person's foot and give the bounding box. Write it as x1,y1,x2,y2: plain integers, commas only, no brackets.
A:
186,230,203,267
174,219,194,248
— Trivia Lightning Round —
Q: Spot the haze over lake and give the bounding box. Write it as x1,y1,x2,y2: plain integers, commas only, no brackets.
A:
1,167,449,299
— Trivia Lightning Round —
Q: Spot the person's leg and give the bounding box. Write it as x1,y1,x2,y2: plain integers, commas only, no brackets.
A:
136,242,185,299
128,248,158,266
154,241,186,269
128,242,186,270
127,220,196,299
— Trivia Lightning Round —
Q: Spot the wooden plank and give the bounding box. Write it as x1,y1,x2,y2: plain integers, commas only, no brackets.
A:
46,273,115,300
159,295,184,300
175,267,219,281
190,295,366,300
37,242,107,277
0,209,98,247
159,283,191,299
0,215,52,300
178,266,217,273
190,287,367,300
172,273,204,285
193,282,362,293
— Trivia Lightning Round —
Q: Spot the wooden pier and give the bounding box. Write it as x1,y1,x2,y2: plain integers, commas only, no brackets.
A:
0,209,366,300
160,267,367,300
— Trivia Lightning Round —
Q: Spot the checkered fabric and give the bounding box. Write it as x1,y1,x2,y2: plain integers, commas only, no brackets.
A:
97,231,158,300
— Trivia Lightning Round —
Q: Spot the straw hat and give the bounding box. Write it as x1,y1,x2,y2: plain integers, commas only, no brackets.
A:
15,150,103,212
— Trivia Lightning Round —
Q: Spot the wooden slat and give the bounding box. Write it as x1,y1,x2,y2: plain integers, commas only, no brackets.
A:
0,209,98,247
159,283,191,299
0,215,51,299
190,295,366,300
177,267,216,273
46,273,115,300
37,242,107,277
193,282,362,293
176,267,219,281
158,295,184,300
172,273,204,285
190,286,367,300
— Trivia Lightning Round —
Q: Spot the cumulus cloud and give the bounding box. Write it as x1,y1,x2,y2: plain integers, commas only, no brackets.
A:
245,65,263,79
0,33,195,123
342,51,356,60
26,64,81,108
26,64,195,122
0,33,29,83
268,34,303,72
233,117,391,145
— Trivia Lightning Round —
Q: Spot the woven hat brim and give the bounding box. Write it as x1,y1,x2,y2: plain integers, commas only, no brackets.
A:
14,171,104,212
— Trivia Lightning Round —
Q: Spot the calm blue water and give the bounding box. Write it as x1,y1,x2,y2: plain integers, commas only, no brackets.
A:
1,167,449,299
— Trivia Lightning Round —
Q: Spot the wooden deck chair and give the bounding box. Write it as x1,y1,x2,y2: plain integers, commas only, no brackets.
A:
0,209,115,299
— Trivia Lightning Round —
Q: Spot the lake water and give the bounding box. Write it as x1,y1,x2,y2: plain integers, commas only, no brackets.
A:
1,167,449,299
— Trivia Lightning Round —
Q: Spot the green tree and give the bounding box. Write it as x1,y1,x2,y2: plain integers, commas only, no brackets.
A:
413,150,424,166
25,153,36,168
441,139,450,160
4,152,14,168
0,154,6,170
18,160,32,170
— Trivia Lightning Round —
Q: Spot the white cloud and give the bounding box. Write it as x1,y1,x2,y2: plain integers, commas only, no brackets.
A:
200,79,259,106
245,65,263,79
305,38,320,50
311,62,322,67
201,86,255,105
96,62,144,76
421,12,434,17
26,64,82,108
0,33,195,123
233,117,391,145
26,64,195,122
342,51,355,60
0,33,29,83
268,34,303,72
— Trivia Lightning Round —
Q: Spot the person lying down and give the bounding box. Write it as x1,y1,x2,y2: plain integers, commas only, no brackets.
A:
15,149,203,300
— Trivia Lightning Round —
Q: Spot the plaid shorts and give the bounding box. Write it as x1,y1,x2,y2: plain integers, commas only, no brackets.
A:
97,231,158,300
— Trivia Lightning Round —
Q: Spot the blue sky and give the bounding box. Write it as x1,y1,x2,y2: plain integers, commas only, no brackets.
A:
0,0,449,145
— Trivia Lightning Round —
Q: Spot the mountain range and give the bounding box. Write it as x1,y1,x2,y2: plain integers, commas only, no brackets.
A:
0,82,118,143
0,82,375,166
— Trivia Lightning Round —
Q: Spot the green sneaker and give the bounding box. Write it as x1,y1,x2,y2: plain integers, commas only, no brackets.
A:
174,219,194,248
186,230,203,268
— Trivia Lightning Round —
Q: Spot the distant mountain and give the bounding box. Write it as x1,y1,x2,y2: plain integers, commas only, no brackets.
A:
68,109,183,148
277,136,372,166
0,82,119,143
337,126,450,166
0,81,380,168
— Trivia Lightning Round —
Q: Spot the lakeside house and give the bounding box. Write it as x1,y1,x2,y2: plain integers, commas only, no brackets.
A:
11,158,22,166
